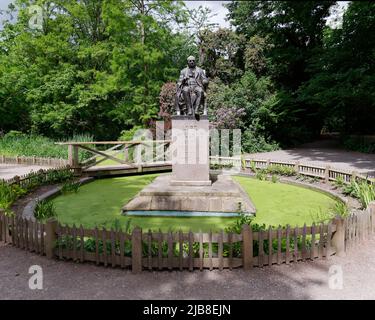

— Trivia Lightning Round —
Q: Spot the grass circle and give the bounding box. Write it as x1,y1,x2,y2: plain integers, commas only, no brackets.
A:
53,174,337,232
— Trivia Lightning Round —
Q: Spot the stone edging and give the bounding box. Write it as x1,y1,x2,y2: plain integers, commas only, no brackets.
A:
22,177,94,221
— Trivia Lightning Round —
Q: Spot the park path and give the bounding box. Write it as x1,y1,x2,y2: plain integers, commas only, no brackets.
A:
0,163,49,180
246,139,375,177
0,239,375,300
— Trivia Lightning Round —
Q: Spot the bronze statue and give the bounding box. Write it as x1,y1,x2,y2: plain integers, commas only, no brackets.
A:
175,56,209,117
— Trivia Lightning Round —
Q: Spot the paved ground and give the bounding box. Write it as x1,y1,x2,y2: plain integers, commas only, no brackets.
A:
0,164,48,180
247,139,375,177
0,239,374,300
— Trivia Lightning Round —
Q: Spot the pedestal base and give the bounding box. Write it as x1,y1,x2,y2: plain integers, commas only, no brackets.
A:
170,180,212,186
123,174,256,214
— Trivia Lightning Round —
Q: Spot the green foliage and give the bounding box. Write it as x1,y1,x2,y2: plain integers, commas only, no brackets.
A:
0,182,27,214
0,0,191,139
334,175,345,188
118,126,144,141
0,133,92,161
343,180,375,209
241,129,279,154
342,136,375,154
61,180,81,195
255,169,267,181
210,163,234,170
271,174,278,183
266,164,296,177
249,160,257,173
34,199,56,221
332,201,350,218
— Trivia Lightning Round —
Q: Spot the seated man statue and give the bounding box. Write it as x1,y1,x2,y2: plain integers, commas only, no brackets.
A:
175,56,209,117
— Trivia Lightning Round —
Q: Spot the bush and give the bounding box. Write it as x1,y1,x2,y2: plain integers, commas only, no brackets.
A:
241,129,279,154
343,180,375,209
255,169,267,181
34,199,56,221
0,133,93,161
334,175,345,188
0,182,27,214
332,201,350,218
342,136,375,154
61,180,81,194
266,164,296,176
210,163,234,170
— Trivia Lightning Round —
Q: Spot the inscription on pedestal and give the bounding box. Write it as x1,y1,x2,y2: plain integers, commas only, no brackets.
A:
171,116,211,186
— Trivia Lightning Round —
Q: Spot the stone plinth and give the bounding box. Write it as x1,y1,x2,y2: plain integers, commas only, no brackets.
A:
123,174,256,214
170,115,211,186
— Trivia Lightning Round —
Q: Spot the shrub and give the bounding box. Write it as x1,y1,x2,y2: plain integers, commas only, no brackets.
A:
332,201,350,218
0,133,92,161
34,199,56,221
342,136,375,154
343,180,375,209
241,129,279,154
266,164,296,176
271,174,278,183
334,175,345,188
210,163,234,170
255,169,267,181
0,182,27,214
61,180,81,194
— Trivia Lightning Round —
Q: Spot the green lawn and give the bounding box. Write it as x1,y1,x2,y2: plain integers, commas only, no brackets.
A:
234,176,337,227
53,174,237,232
53,174,337,232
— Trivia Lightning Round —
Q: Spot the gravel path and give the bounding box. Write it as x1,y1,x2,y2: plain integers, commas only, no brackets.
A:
247,140,375,177
0,164,49,180
0,240,374,300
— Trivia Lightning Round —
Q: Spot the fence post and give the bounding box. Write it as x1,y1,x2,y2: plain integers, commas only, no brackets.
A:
0,155,4,163
325,165,330,183
68,144,79,168
132,227,143,274
242,224,253,270
331,217,346,257
351,171,358,183
294,161,300,174
45,218,58,259
14,175,20,186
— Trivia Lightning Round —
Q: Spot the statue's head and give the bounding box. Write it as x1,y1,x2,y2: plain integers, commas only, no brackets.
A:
187,56,196,68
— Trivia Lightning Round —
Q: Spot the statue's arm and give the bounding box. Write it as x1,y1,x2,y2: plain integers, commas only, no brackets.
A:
177,69,186,87
201,69,209,86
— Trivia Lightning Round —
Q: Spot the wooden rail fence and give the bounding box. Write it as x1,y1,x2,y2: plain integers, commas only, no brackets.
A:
56,140,171,170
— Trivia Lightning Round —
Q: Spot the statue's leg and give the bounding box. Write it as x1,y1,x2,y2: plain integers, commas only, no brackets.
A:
182,87,192,115
194,87,203,114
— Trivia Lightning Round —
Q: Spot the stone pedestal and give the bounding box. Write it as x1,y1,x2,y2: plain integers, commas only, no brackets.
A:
170,115,211,186
123,174,256,214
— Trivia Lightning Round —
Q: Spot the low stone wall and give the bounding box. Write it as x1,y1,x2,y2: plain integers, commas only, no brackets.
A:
22,177,94,221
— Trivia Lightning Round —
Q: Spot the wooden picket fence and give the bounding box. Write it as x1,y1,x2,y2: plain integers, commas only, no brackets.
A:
0,213,45,255
0,154,68,167
1,203,374,273
2,166,74,188
1,156,375,273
